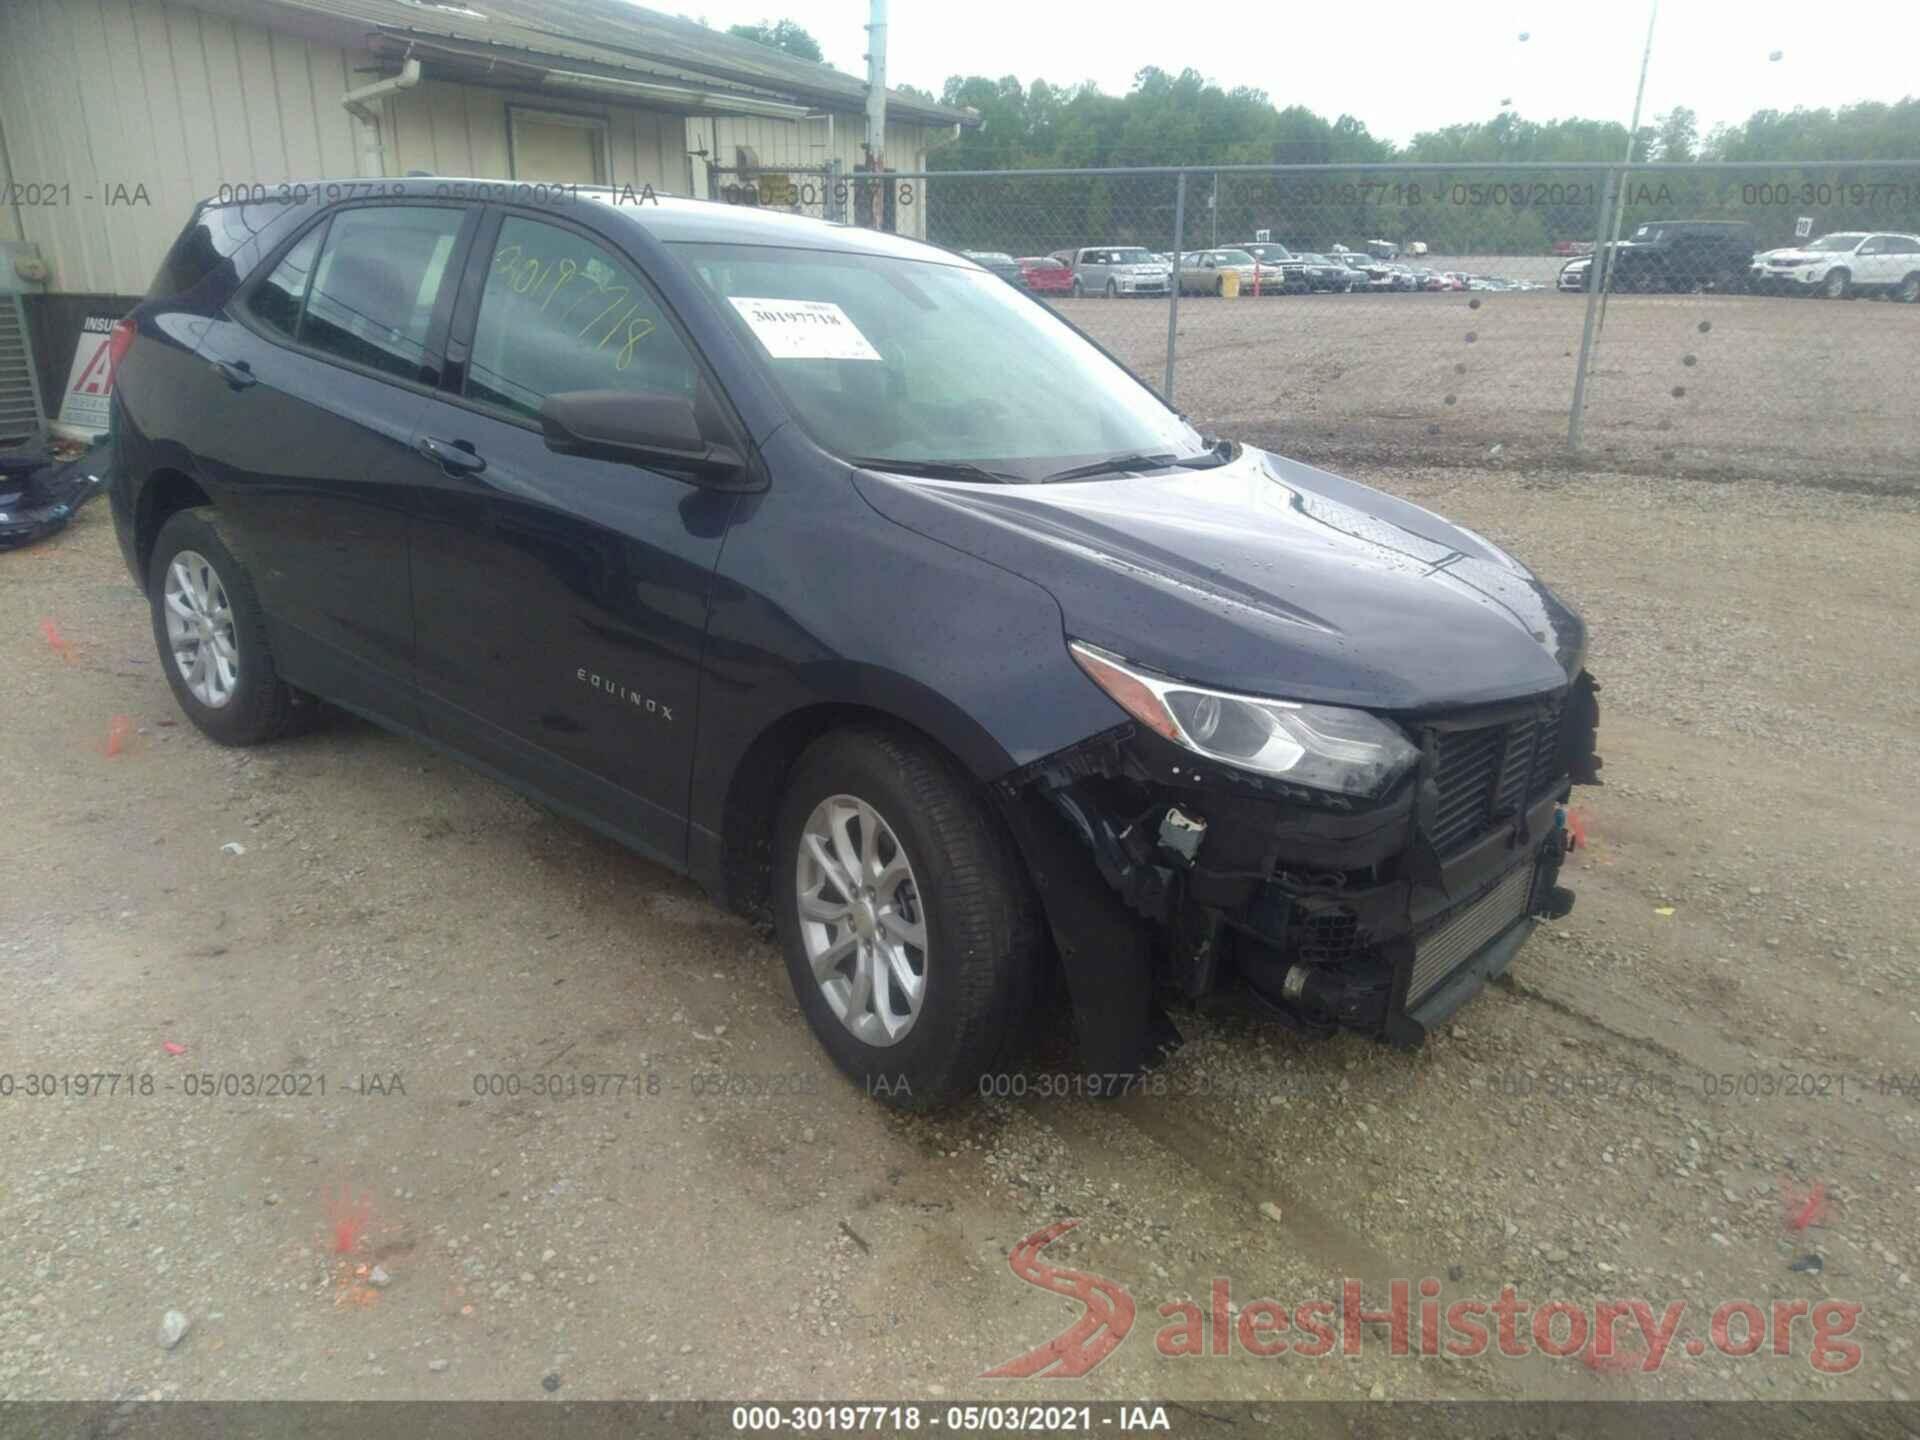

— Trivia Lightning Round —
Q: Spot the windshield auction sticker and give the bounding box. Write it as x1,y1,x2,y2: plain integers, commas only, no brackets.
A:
728,297,881,360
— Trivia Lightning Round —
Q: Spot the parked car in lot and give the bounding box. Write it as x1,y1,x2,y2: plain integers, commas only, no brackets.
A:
1557,254,1594,292
1585,220,1757,293
1386,264,1420,292
1297,254,1362,292
1176,248,1267,295
111,181,1601,1107
1341,253,1394,290
1236,243,1311,293
961,250,1024,285
1749,231,1920,301
1068,246,1170,297
1016,254,1075,295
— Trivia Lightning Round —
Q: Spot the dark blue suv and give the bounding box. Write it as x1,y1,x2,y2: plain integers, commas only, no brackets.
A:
110,180,1601,1107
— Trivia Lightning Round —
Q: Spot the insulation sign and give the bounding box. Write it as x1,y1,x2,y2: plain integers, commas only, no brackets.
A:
729,298,881,361
57,315,118,433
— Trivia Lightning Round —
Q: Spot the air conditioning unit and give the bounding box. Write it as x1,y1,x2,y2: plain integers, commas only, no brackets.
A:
0,241,50,446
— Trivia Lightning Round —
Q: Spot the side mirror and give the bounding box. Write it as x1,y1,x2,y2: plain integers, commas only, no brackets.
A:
539,389,748,487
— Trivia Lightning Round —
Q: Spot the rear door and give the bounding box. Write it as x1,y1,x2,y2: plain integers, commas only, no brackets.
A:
406,207,741,865
1854,235,1897,288
193,201,476,719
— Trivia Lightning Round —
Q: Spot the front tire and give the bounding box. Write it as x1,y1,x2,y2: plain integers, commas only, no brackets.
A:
774,729,1041,1111
1105,279,1118,298
1823,268,1850,300
147,507,300,746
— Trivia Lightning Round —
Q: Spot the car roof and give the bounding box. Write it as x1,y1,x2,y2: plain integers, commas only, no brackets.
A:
202,177,971,264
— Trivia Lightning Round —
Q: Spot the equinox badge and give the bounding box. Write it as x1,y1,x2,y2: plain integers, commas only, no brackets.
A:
576,668,673,722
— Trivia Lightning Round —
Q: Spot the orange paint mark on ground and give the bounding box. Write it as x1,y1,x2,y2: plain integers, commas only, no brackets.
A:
40,618,75,661
1782,1179,1829,1232
322,1186,374,1254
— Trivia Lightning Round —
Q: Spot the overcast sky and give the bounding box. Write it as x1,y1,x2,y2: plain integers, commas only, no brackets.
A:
684,1,1919,146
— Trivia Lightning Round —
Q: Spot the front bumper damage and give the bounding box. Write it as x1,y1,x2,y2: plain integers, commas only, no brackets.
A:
995,671,1603,1074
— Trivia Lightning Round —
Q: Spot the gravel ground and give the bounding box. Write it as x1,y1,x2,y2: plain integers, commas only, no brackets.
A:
1057,289,1920,484
2,452,1917,1409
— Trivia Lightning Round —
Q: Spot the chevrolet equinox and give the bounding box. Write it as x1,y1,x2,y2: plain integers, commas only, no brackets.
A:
110,182,1601,1108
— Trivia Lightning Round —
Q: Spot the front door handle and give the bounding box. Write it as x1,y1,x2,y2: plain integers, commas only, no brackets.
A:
211,359,256,391
416,435,487,475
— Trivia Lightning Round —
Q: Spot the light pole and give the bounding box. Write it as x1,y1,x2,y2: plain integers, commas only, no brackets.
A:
1597,0,1661,315
1570,0,1659,448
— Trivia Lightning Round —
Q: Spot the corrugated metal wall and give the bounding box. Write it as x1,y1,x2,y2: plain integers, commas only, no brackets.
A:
691,115,939,239
0,0,365,296
384,82,686,198
0,0,694,297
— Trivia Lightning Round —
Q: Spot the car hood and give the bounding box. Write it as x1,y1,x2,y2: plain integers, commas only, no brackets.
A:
1758,247,1828,263
852,446,1584,712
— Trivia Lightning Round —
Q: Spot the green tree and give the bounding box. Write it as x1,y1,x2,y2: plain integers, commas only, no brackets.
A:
1654,106,1698,161
726,18,823,61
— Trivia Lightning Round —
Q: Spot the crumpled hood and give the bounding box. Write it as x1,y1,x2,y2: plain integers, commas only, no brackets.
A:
852,446,1585,712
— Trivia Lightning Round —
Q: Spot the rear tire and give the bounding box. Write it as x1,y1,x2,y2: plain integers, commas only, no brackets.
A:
1897,272,1920,304
147,507,300,746
773,729,1041,1111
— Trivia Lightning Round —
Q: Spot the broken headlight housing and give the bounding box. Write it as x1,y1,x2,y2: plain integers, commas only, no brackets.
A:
1069,641,1420,798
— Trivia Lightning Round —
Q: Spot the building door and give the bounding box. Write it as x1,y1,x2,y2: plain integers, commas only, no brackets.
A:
510,108,608,184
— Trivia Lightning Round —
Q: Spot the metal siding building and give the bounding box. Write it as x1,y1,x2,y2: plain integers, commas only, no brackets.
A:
0,0,972,427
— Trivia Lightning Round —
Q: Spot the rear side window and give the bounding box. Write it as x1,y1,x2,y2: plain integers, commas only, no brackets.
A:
290,207,465,380
247,227,322,339
464,215,697,422
147,201,289,300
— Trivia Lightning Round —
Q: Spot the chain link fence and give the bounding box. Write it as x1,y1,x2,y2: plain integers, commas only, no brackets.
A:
724,160,1920,483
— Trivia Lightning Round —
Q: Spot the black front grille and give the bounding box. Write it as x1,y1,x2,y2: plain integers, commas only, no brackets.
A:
1289,901,1364,966
1427,702,1565,855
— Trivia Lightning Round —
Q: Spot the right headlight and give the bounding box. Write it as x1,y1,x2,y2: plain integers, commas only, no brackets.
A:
1069,642,1420,798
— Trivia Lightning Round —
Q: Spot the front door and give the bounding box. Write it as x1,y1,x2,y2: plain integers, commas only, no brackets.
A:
407,209,739,865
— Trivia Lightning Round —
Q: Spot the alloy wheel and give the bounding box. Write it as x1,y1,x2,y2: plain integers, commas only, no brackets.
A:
795,794,928,1047
163,550,239,708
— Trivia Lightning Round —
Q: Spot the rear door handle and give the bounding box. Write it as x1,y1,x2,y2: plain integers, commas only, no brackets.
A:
415,435,487,475
211,359,256,391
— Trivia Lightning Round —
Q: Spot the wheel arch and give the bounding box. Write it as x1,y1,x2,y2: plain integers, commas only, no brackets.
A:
700,689,1023,923
136,468,213,584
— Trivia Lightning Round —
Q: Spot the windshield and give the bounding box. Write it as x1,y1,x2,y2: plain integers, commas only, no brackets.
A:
1244,245,1291,260
966,252,1015,265
1215,250,1256,265
1807,233,1866,252
676,242,1204,478
1107,248,1158,265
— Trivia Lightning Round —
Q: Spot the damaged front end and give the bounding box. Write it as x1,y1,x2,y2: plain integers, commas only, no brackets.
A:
995,666,1603,1074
